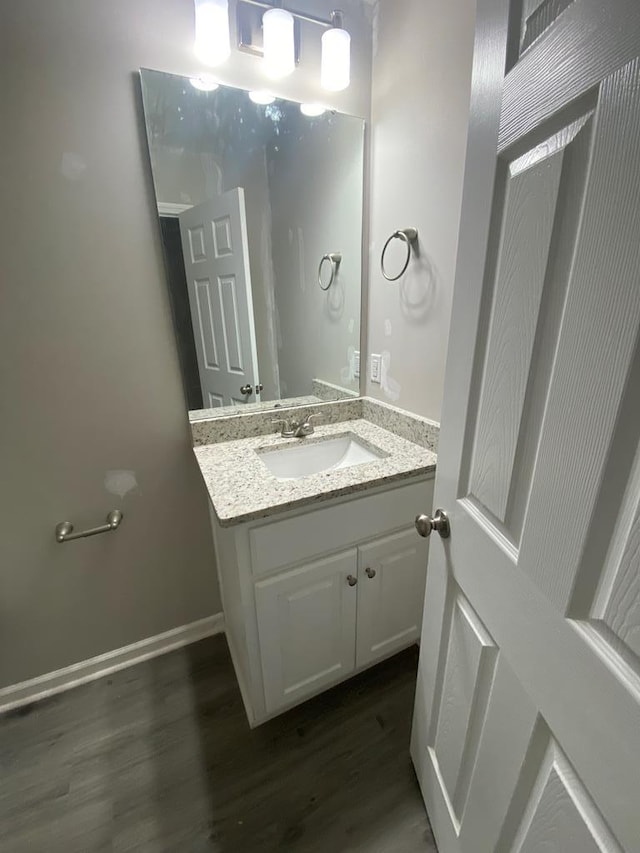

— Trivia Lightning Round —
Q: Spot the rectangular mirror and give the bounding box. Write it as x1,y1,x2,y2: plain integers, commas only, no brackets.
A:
139,69,365,418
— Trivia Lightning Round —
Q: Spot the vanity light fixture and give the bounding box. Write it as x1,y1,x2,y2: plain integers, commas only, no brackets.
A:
189,74,220,91
194,0,231,66
263,6,296,79
300,103,326,117
249,89,276,105
321,11,350,92
235,2,351,91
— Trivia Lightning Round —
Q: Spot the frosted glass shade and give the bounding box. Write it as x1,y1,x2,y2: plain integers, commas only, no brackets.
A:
249,90,276,105
321,27,350,91
263,8,295,79
194,0,231,67
300,103,326,117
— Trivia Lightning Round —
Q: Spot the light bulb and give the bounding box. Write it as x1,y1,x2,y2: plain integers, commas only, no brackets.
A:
300,103,326,117
321,26,350,91
249,90,276,105
194,0,231,67
263,8,295,79
190,75,220,91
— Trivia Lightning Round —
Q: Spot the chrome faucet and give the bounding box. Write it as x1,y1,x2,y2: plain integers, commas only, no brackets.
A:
272,413,320,438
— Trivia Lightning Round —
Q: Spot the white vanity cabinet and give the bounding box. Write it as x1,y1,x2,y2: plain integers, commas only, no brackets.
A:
355,528,428,669
209,475,434,726
255,550,358,714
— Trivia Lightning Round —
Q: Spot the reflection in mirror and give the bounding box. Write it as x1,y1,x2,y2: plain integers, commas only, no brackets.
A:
139,69,364,418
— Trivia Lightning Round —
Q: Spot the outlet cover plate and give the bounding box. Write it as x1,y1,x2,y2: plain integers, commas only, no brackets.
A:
353,351,360,379
370,353,381,384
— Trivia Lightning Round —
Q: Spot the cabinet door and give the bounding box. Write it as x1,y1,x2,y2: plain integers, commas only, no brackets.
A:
254,550,358,714
356,529,428,668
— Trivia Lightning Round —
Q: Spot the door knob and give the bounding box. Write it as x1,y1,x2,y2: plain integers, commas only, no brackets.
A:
415,509,450,539
240,384,253,396
347,574,358,586
256,383,264,394
365,567,376,579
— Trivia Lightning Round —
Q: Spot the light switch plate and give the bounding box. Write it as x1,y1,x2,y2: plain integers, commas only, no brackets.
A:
370,353,381,384
353,350,360,379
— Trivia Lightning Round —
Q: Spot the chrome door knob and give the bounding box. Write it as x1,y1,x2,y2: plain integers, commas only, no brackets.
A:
240,384,253,396
415,509,450,539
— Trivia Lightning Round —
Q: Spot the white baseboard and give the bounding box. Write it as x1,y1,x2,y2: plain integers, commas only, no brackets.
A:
0,613,225,715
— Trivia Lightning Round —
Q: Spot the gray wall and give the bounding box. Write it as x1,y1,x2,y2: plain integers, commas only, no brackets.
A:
365,0,476,422
0,0,372,689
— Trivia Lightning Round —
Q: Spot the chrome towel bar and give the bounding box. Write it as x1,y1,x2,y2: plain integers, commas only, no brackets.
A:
55,510,123,543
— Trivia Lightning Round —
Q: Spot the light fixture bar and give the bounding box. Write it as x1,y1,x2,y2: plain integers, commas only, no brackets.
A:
240,0,338,30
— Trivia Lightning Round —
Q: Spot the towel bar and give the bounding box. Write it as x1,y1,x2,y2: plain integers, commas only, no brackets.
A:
55,510,123,543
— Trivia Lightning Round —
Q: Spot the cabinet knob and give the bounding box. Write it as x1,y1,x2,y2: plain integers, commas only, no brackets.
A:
415,509,450,539
365,567,376,579
347,574,358,587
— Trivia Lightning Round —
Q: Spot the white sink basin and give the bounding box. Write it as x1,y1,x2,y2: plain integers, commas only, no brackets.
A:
258,433,386,480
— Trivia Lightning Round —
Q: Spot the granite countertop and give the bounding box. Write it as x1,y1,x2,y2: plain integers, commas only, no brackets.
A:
194,419,436,527
189,394,322,422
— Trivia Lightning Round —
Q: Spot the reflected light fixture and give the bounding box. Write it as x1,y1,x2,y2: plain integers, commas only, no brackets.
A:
190,74,220,91
249,90,276,105
194,0,231,67
300,103,326,117
263,7,295,79
321,11,351,92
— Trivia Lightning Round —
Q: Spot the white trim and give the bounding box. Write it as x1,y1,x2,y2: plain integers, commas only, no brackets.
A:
0,613,225,715
158,201,192,217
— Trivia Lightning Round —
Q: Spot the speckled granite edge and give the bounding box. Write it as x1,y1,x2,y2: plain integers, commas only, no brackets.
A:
191,398,363,446
191,395,440,450
361,397,439,453
194,419,436,526
312,378,360,402
189,394,322,423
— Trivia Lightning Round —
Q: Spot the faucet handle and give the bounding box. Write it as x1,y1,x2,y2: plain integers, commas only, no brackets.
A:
271,418,294,436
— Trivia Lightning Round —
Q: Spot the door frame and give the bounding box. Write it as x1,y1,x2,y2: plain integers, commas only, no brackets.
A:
157,201,192,217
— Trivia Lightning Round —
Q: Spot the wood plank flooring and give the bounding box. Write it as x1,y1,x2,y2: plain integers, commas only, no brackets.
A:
0,635,437,852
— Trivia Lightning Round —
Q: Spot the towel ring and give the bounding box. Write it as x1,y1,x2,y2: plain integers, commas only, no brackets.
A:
318,252,342,291
381,227,419,281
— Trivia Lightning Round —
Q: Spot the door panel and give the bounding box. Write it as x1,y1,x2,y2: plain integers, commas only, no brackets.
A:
496,723,623,853
412,2,640,852
430,590,498,828
464,109,593,538
356,529,427,668
179,189,260,408
255,551,357,714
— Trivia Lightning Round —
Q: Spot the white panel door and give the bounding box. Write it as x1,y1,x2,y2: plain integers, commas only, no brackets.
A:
179,189,261,409
411,2,640,852
356,529,428,668
254,550,358,715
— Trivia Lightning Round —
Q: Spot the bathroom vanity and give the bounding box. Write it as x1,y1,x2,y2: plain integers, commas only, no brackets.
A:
193,402,437,726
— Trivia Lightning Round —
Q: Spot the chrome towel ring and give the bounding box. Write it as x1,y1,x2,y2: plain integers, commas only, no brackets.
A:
381,227,419,281
318,252,342,291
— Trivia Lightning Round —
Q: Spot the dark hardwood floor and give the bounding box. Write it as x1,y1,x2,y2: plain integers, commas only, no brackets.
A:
0,636,437,852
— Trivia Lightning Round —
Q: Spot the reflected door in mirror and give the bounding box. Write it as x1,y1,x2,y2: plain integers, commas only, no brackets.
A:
179,189,261,408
